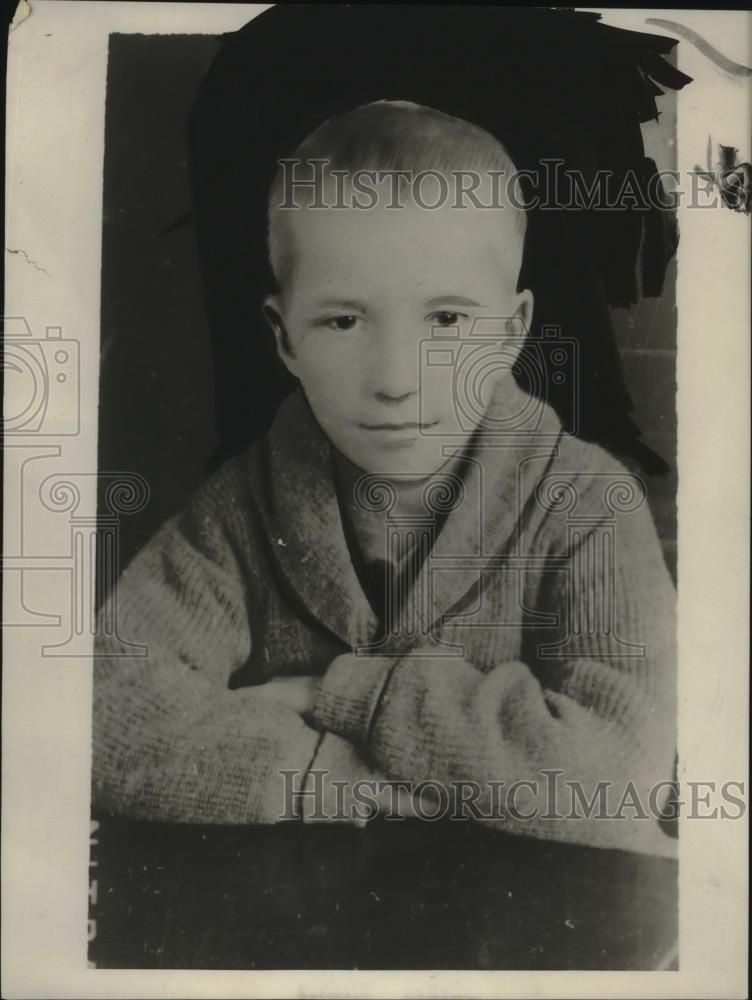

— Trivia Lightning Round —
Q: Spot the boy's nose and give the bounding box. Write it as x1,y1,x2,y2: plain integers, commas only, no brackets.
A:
374,389,416,406
369,334,420,403
371,370,419,406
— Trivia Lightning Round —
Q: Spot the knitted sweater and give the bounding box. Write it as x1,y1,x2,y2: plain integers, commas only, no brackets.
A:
92,383,677,856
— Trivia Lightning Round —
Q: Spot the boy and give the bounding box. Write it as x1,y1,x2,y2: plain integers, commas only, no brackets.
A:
93,102,676,854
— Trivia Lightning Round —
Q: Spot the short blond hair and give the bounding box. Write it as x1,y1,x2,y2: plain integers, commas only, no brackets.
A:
267,100,526,290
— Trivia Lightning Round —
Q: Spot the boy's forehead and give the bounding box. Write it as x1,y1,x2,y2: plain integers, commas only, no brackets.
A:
286,184,524,287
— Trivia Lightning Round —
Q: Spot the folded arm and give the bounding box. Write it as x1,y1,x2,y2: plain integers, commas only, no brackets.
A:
92,471,381,826
308,500,677,849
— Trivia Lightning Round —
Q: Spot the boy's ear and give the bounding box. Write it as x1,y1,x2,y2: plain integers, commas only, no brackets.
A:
263,294,298,376
503,290,534,365
516,289,534,335
504,289,533,337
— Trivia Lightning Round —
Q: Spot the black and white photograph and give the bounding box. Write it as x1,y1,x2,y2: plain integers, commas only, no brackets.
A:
2,4,749,997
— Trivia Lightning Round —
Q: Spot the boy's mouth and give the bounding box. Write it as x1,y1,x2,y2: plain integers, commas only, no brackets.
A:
359,420,438,432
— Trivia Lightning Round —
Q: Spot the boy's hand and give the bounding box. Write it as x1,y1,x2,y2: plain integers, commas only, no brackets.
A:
254,675,319,716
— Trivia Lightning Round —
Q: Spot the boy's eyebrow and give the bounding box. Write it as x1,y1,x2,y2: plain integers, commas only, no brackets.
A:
424,295,485,308
314,298,368,312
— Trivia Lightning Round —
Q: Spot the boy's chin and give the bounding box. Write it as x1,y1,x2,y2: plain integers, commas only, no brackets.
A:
347,439,465,481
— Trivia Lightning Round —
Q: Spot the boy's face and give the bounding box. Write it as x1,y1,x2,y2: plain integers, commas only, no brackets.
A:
265,183,532,479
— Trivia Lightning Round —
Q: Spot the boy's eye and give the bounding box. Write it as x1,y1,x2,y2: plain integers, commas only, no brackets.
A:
323,315,360,331
428,311,467,327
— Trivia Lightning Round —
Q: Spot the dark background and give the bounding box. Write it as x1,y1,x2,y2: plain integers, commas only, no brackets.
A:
97,31,678,580
88,817,677,970
98,34,220,572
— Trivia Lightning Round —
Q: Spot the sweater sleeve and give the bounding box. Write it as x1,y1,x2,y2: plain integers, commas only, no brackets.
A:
92,467,374,826
310,482,677,851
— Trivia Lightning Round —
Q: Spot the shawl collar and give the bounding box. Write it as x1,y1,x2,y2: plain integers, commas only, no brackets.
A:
253,382,562,651
249,389,380,649
388,378,563,649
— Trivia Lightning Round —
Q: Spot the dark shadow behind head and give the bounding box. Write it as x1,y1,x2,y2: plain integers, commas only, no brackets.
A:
187,5,691,475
